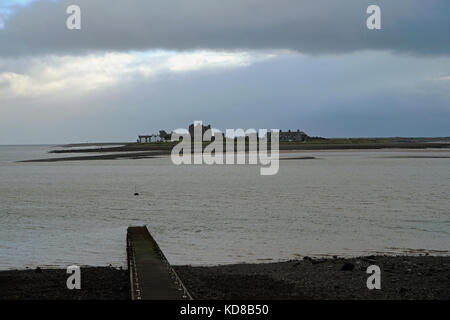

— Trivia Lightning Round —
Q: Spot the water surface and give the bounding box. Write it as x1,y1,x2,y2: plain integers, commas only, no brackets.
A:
0,146,449,269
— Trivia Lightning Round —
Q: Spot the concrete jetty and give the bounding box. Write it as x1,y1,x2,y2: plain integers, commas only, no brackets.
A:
126,226,192,300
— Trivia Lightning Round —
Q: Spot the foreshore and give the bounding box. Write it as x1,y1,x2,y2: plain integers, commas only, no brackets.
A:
1,256,449,300
20,151,167,163
0,267,130,300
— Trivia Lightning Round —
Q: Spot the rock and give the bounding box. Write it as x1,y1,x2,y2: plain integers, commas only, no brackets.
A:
303,256,312,261
341,263,355,271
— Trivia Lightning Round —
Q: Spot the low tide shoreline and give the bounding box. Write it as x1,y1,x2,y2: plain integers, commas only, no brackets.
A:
15,139,450,163
19,145,450,163
1,256,449,300
50,142,450,155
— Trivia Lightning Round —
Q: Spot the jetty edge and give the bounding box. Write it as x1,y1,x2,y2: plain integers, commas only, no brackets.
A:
126,226,192,300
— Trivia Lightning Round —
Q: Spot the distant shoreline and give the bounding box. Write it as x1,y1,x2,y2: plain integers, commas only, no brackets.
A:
50,141,450,155
20,151,168,163
19,141,450,163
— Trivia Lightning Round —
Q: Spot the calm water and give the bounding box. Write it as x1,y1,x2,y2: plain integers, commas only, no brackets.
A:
0,146,449,270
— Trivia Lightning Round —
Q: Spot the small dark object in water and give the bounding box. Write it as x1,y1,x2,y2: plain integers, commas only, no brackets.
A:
134,193,139,196
35,267,42,273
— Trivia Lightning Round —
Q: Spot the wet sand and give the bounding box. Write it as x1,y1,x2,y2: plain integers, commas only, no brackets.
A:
1,256,449,300
20,151,166,162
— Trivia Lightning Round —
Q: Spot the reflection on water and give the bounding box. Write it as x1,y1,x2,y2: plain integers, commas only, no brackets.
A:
0,146,449,269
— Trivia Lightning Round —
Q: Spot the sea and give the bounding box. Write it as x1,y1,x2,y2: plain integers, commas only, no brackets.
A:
0,145,449,270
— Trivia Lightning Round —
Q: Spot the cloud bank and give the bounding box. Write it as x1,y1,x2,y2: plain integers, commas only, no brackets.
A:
1,51,449,144
0,0,449,57
0,50,275,99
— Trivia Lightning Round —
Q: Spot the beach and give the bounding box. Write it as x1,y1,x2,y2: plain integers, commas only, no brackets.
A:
175,255,450,300
1,256,449,300
0,267,130,300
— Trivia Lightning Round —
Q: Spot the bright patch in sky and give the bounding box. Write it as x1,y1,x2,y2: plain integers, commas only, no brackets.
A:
0,50,276,98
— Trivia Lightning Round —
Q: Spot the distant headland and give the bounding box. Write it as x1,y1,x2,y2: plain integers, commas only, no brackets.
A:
19,122,450,162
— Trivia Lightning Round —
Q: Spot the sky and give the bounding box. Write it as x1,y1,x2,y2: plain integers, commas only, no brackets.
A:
0,0,449,144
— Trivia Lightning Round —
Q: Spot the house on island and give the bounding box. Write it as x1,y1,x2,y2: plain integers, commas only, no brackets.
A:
189,122,211,137
137,130,172,143
279,130,308,142
265,129,309,142
138,124,309,143
138,123,214,143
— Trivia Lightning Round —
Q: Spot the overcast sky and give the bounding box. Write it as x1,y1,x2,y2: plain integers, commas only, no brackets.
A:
0,0,449,144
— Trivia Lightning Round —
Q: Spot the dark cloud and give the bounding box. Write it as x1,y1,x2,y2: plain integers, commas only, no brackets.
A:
0,0,449,56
